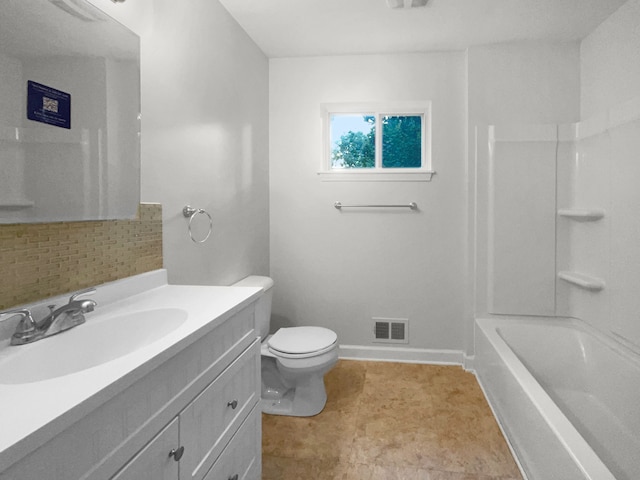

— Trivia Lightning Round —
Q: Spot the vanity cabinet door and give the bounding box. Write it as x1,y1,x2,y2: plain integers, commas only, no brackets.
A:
202,404,261,480
110,417,179,480
179,339,260,480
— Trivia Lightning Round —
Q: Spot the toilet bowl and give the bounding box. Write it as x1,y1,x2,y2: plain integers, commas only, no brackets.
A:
233,276,338,417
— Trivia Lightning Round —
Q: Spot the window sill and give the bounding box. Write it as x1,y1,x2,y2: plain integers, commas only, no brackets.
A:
317,171,436,182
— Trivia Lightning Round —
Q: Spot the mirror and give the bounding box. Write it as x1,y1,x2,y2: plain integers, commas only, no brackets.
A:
0,0,140,223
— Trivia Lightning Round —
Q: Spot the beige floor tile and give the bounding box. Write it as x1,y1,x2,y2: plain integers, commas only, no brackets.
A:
262,454,349,479
426,470,522,480
261,360,523,480
262,410,357,462
324,360,367,412
339,462,433,480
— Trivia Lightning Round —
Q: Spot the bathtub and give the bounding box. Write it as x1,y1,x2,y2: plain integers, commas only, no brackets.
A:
474,317,640,480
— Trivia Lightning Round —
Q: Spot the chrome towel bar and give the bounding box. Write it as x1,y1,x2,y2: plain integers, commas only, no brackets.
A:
334,201,418,210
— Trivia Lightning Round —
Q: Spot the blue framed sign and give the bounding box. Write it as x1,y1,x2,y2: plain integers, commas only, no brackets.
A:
27,80,71,129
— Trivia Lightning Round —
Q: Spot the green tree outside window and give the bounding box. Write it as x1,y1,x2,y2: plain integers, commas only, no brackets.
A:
331,115,422,169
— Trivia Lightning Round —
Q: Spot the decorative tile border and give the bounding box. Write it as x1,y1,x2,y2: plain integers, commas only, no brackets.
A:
0,203,163,310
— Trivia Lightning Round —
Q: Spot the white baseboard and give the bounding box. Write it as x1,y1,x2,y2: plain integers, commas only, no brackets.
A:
338,344,464,365
463,354,476,372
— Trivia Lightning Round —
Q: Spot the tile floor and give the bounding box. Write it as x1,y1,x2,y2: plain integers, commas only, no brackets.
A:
262,360,523,479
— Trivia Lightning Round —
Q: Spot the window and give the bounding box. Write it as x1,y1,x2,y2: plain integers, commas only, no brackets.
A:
320,102,434,181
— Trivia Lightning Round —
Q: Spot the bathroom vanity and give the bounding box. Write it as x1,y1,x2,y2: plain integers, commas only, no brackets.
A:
0,270,262,480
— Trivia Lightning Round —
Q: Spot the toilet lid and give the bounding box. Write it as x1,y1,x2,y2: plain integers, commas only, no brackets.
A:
268,327,337,355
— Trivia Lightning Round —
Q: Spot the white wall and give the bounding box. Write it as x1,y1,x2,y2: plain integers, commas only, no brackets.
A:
270,53,467,355
468,43,581,126
138,0,270,286
581,0,640,118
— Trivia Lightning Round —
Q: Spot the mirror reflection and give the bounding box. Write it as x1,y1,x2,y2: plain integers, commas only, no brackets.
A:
0,0,140,223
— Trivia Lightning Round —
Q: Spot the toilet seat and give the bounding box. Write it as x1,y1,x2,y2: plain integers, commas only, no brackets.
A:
268,326,337,359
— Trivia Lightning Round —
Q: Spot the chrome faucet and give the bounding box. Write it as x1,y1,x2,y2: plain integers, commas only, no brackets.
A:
0,287,97,346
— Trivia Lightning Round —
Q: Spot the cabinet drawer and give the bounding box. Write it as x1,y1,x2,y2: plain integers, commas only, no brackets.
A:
203,404,261,480
180,339,260,480
111,418,179,480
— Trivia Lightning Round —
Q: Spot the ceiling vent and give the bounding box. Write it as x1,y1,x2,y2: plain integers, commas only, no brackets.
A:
386,0,429,9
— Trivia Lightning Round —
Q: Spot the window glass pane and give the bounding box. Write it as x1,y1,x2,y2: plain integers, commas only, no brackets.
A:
330,114,375,169
381,115,422,168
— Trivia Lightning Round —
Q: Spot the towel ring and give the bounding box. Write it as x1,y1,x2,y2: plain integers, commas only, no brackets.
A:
183,205,212,244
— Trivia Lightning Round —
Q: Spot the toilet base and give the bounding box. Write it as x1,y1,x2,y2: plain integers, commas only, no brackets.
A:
260,350,337,417
261,374,328,416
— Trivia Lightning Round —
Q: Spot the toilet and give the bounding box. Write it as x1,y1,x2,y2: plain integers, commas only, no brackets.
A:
233,275,338,417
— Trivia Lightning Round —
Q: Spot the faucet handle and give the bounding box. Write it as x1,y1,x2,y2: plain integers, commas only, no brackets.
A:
0,309,38,340
69,287,97,303
13,311,37,337
0,309,33,324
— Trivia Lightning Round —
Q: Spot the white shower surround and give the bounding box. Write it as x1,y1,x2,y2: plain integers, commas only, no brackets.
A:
476,90,640,480
484,93,640,349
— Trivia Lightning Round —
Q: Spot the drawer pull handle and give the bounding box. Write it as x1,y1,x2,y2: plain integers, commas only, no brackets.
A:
168,446,185,461
227,399,238,409
228,474,239,480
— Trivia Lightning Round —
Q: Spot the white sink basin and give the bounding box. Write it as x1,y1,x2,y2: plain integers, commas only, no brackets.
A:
0,308,188,384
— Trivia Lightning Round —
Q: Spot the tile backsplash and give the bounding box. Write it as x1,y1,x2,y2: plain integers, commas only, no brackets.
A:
0,203,163,310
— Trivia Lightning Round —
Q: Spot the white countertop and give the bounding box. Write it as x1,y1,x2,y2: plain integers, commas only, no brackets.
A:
0,270,262,471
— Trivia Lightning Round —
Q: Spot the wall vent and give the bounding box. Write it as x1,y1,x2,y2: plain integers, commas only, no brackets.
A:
372,317,408,344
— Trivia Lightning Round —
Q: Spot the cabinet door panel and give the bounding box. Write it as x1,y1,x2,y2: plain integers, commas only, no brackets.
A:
111,418,179,480
203,404,261,480
180,339,260,480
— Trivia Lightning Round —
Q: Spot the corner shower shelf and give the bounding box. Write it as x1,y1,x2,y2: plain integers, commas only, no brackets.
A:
558,271,605,291
557,209,605,221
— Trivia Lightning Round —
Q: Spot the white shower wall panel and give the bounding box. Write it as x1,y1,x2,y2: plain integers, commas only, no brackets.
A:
609,118,640,349
578,0,640,354
554,136,576,317
560,97,640,351
566,129,611,333
487,126,557,316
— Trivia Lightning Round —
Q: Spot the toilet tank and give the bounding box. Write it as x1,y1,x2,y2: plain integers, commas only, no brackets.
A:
232,275,273,340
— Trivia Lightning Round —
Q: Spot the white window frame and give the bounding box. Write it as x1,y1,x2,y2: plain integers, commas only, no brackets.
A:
319,101,435,182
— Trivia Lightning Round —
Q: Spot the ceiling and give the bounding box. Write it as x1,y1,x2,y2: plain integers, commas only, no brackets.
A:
218,0,627,58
